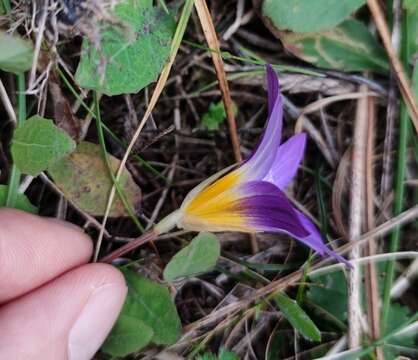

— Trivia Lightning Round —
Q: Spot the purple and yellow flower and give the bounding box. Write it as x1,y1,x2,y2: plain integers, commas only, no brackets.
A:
156,65,349,266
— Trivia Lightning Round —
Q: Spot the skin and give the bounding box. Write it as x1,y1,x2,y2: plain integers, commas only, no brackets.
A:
0,209,127,360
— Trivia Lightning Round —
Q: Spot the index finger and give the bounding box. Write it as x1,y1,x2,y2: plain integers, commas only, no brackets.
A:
0,208,93,304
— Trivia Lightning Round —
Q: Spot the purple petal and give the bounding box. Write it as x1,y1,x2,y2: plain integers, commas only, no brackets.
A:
235,181,309,238
240,66,283,180
236,181,351,267
295,211,352,267
264,133,307,189
267,64,279,117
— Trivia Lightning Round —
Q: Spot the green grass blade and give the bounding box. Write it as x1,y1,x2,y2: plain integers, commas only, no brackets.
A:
6,73,25,207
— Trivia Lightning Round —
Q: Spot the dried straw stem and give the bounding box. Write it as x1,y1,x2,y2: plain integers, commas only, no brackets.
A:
194,0,242,163
367,0,418,134
347,84,369,348
364,95,383,359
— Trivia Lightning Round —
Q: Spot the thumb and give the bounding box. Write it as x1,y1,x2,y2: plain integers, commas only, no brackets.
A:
0,263,127,360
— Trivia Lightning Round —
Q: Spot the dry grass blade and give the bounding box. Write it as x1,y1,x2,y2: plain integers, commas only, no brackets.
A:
194,0,242,163
332,148,351,238
347,84,368,348
367,0,418,135
364,94,383,359
295,92,380,130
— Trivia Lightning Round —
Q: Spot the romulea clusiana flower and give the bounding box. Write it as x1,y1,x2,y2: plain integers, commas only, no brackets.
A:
102,65,350,267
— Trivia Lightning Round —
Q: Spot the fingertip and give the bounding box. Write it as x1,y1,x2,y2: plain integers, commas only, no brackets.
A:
0,209,93,303
0,263,127,360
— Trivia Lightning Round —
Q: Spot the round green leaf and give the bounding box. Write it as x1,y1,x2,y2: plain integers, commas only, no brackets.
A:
0,185,38,214
262,0,365,33
0,31,33,74
101,315,154,357
75,0,176,95
279,19,389,73
11,116,76,176
163,232,221,282
120,269,181,346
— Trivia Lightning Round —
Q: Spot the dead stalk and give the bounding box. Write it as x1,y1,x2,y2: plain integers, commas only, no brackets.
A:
367,0,418,134
364,94,383,359
347,84,368,348
0,78,17,124
194,0,242,163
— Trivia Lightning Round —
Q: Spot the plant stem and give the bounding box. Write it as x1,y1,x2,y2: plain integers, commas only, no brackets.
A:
6,73,25,207
381,106,410,331
381,6,414,333
100,229,157,263
2,0,11,13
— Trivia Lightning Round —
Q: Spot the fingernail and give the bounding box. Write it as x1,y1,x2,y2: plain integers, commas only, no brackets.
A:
68,283,126,360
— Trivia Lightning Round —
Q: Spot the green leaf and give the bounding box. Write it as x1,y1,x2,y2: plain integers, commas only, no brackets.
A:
404,0,418,11
75,0,176,95
202,101,237,130
0,31,33,74
262,0,365,33
11,115,76,176
307,270,348,322
197,353,218,360
383,304,416,358
274,292,321,342
197,349,239,360
0,185,38,214
278,19,389,73
120,268,181,346
47,141,141,217
219,348,240,360
101,314,154,357
405,3,418,63
307,265,416,358
163,232,221,282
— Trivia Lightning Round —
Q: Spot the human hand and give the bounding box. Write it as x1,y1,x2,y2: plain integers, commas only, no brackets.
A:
0,209,127,360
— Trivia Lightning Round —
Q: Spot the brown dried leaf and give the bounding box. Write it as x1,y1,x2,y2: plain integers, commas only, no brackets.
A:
47,141,141,217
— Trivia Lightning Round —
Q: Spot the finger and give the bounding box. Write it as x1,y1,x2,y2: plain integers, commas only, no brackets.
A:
0,263,127,360
0,208,92,304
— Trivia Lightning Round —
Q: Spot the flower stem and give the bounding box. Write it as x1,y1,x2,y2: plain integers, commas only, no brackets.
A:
100,229,157,263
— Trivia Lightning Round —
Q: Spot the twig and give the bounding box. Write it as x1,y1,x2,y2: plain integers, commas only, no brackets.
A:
222,0,245,41
0,78,16,124
28,0,48,90
380,0,401,201
332,147,351,238
364,94,383,359
285,97,336,167
319,97,338,164
194,0,242,162
347,84,368,348
391,258,418,299
367,0,418,134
